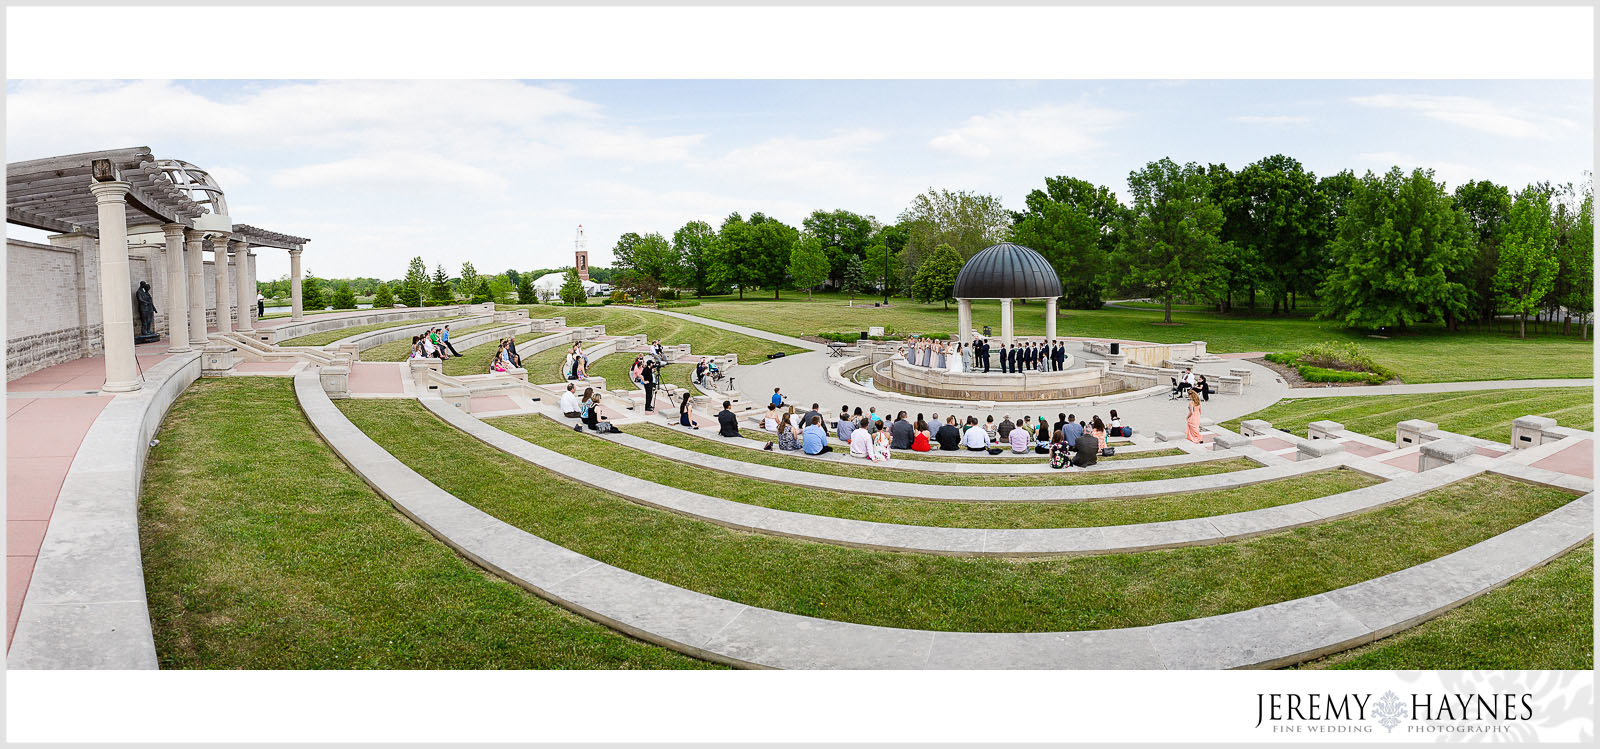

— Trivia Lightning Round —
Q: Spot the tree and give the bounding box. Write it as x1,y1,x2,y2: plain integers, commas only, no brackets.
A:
672,219,719,295
515,274,536,304
429,264,453,304
613,231,678,303
841,255,867,306
802,208,877,285
400,257,427,307
470,277,494,304
300,271,325,311
372,283,395,308
559,268,587,306
1317,167,1472,330
458,261,479,299
331,282,358,310
506,268,521,287
748,214,799,299
788,233,830,300
1217,155,1328,314
488,274,512,302
1009,175,1123,309
862,243,901,299
910,243,964,309
1115,158,1224,323
1560,183,1594,338
897,188,1010,295
709,213,758,299
1453,180,1513,328
1496,185,1560,339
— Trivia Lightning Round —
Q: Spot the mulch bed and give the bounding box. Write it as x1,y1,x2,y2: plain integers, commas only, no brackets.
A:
1248,357,1402,389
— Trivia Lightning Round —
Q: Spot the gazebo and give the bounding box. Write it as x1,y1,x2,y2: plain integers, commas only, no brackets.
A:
952,242,1062,348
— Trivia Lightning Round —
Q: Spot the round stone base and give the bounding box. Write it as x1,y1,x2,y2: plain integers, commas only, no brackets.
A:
872,357,1129,402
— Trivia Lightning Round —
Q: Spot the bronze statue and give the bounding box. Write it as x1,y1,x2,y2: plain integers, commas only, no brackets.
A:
134,281,159,343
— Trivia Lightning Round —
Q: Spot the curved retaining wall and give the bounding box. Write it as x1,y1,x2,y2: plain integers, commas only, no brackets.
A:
333,314,496,352
263,303,494,345
873,356,1127,401
8,351,203,669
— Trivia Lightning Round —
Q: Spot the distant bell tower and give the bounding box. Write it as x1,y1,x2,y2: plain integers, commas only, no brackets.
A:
574,225,590,281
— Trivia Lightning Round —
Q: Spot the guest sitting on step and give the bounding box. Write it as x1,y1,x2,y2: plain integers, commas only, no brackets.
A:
848,416,874,459
961,416,989,451
935,416,962,451
559,382,582,418
677,392,701,430
802,414,831,455
716,400,740,438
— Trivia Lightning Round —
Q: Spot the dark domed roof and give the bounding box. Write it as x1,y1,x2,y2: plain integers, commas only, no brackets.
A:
952,242,1061,299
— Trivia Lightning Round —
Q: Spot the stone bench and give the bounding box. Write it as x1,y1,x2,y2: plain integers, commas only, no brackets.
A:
1511,415,1567,450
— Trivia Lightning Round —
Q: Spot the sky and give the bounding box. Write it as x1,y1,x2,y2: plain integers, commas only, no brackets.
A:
5,79,1592,282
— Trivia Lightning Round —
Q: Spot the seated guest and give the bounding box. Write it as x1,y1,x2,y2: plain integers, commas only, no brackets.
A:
837,411,857,445
1061,414,1084,446
983,415,999,443
717,401,740,437
804,403,823,429
778,415,803,451
1009,421,1031,453
868,406,882,424
1196,374,1213,402
911,418,933,452
770,387,785,408
935,416,962,451
678,392,700,429
1109,409,1131,438
890,411,914,450
762,404,780,432
1090,415,1109,455
1053,412,1069,438
849,417,874,458
559,383,582,418
961,416,989,451
580,391,607,431
1035,416,1052,454
1049,430,1071,469
870,420,892,463
997,415,1014,441
694,360,708,386
838,405,852,431
802,415,831,454
1072,427,1101,468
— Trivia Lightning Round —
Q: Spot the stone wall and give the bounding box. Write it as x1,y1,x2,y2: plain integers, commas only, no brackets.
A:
6,235,252,381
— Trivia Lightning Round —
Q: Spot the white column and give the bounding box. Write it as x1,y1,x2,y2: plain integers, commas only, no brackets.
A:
249,252,260,322
212,235,232,333
289,248,304,321
1045,296,1058,341
957,298,973,343
162,224,191,353
185,230,208,345
232,240,254,333
1000,298,1014,349
89,181,140,392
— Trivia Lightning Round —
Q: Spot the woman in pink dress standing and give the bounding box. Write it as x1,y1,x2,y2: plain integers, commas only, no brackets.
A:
1185,389,1204,443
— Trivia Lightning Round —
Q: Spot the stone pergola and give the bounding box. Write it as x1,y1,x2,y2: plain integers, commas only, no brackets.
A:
234,223,311,320
6,147,308,390
951,242,1063,348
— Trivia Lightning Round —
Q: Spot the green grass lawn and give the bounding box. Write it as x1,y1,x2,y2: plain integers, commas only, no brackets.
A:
1222,388,1594,443
439,330,556,377
277,315,471,347
501,304,799,386
607,423,1240,488
359,322,515,362
139,378,714,669
669,291,1592,383
893,446,1174,463
1303,542,1592,670
340,398,1578,637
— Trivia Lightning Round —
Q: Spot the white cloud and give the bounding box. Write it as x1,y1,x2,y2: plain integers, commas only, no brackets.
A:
1229,114,1311,125
929,102,1129,160
1349,93,1577,139
270,153,508,191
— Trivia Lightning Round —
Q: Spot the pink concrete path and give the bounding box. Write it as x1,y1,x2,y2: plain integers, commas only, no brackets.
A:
1532,439,1594,479
6,342,178,649
348,363,405,395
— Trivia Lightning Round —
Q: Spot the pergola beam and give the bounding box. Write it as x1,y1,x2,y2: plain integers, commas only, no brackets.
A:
5,205,96,237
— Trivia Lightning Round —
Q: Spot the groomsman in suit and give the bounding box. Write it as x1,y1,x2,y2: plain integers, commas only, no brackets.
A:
1054,341,1066,371
979,338,991,372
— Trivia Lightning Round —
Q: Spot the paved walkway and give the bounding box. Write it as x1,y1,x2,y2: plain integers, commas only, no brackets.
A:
1285,379,1594,397
5,340,179,649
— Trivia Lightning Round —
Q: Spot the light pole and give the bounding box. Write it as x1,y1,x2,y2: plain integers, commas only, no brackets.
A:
882,245,890,305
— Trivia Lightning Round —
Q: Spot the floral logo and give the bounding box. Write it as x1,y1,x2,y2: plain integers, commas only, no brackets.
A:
1372,690,1408,733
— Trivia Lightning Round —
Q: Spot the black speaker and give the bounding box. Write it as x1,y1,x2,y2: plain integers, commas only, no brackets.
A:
1110,342,1120,355
767,352,786,359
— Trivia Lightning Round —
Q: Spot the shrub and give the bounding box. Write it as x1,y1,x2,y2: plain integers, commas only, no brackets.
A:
656,300,700,309
372,283,395,308
1267,342,1393,384
330,282,358,310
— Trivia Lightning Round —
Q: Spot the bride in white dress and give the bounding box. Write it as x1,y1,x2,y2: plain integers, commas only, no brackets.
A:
946,342,963,374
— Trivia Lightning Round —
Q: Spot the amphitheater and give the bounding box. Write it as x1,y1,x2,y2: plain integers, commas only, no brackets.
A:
6,149,1594,671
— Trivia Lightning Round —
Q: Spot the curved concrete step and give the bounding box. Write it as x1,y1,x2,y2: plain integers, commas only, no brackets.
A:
294,370,1595,669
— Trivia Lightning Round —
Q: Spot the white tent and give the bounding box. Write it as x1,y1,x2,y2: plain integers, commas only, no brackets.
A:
531,272,601,297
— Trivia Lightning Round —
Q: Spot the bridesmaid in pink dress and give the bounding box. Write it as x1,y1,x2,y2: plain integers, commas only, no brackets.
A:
1185,390,1204,443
